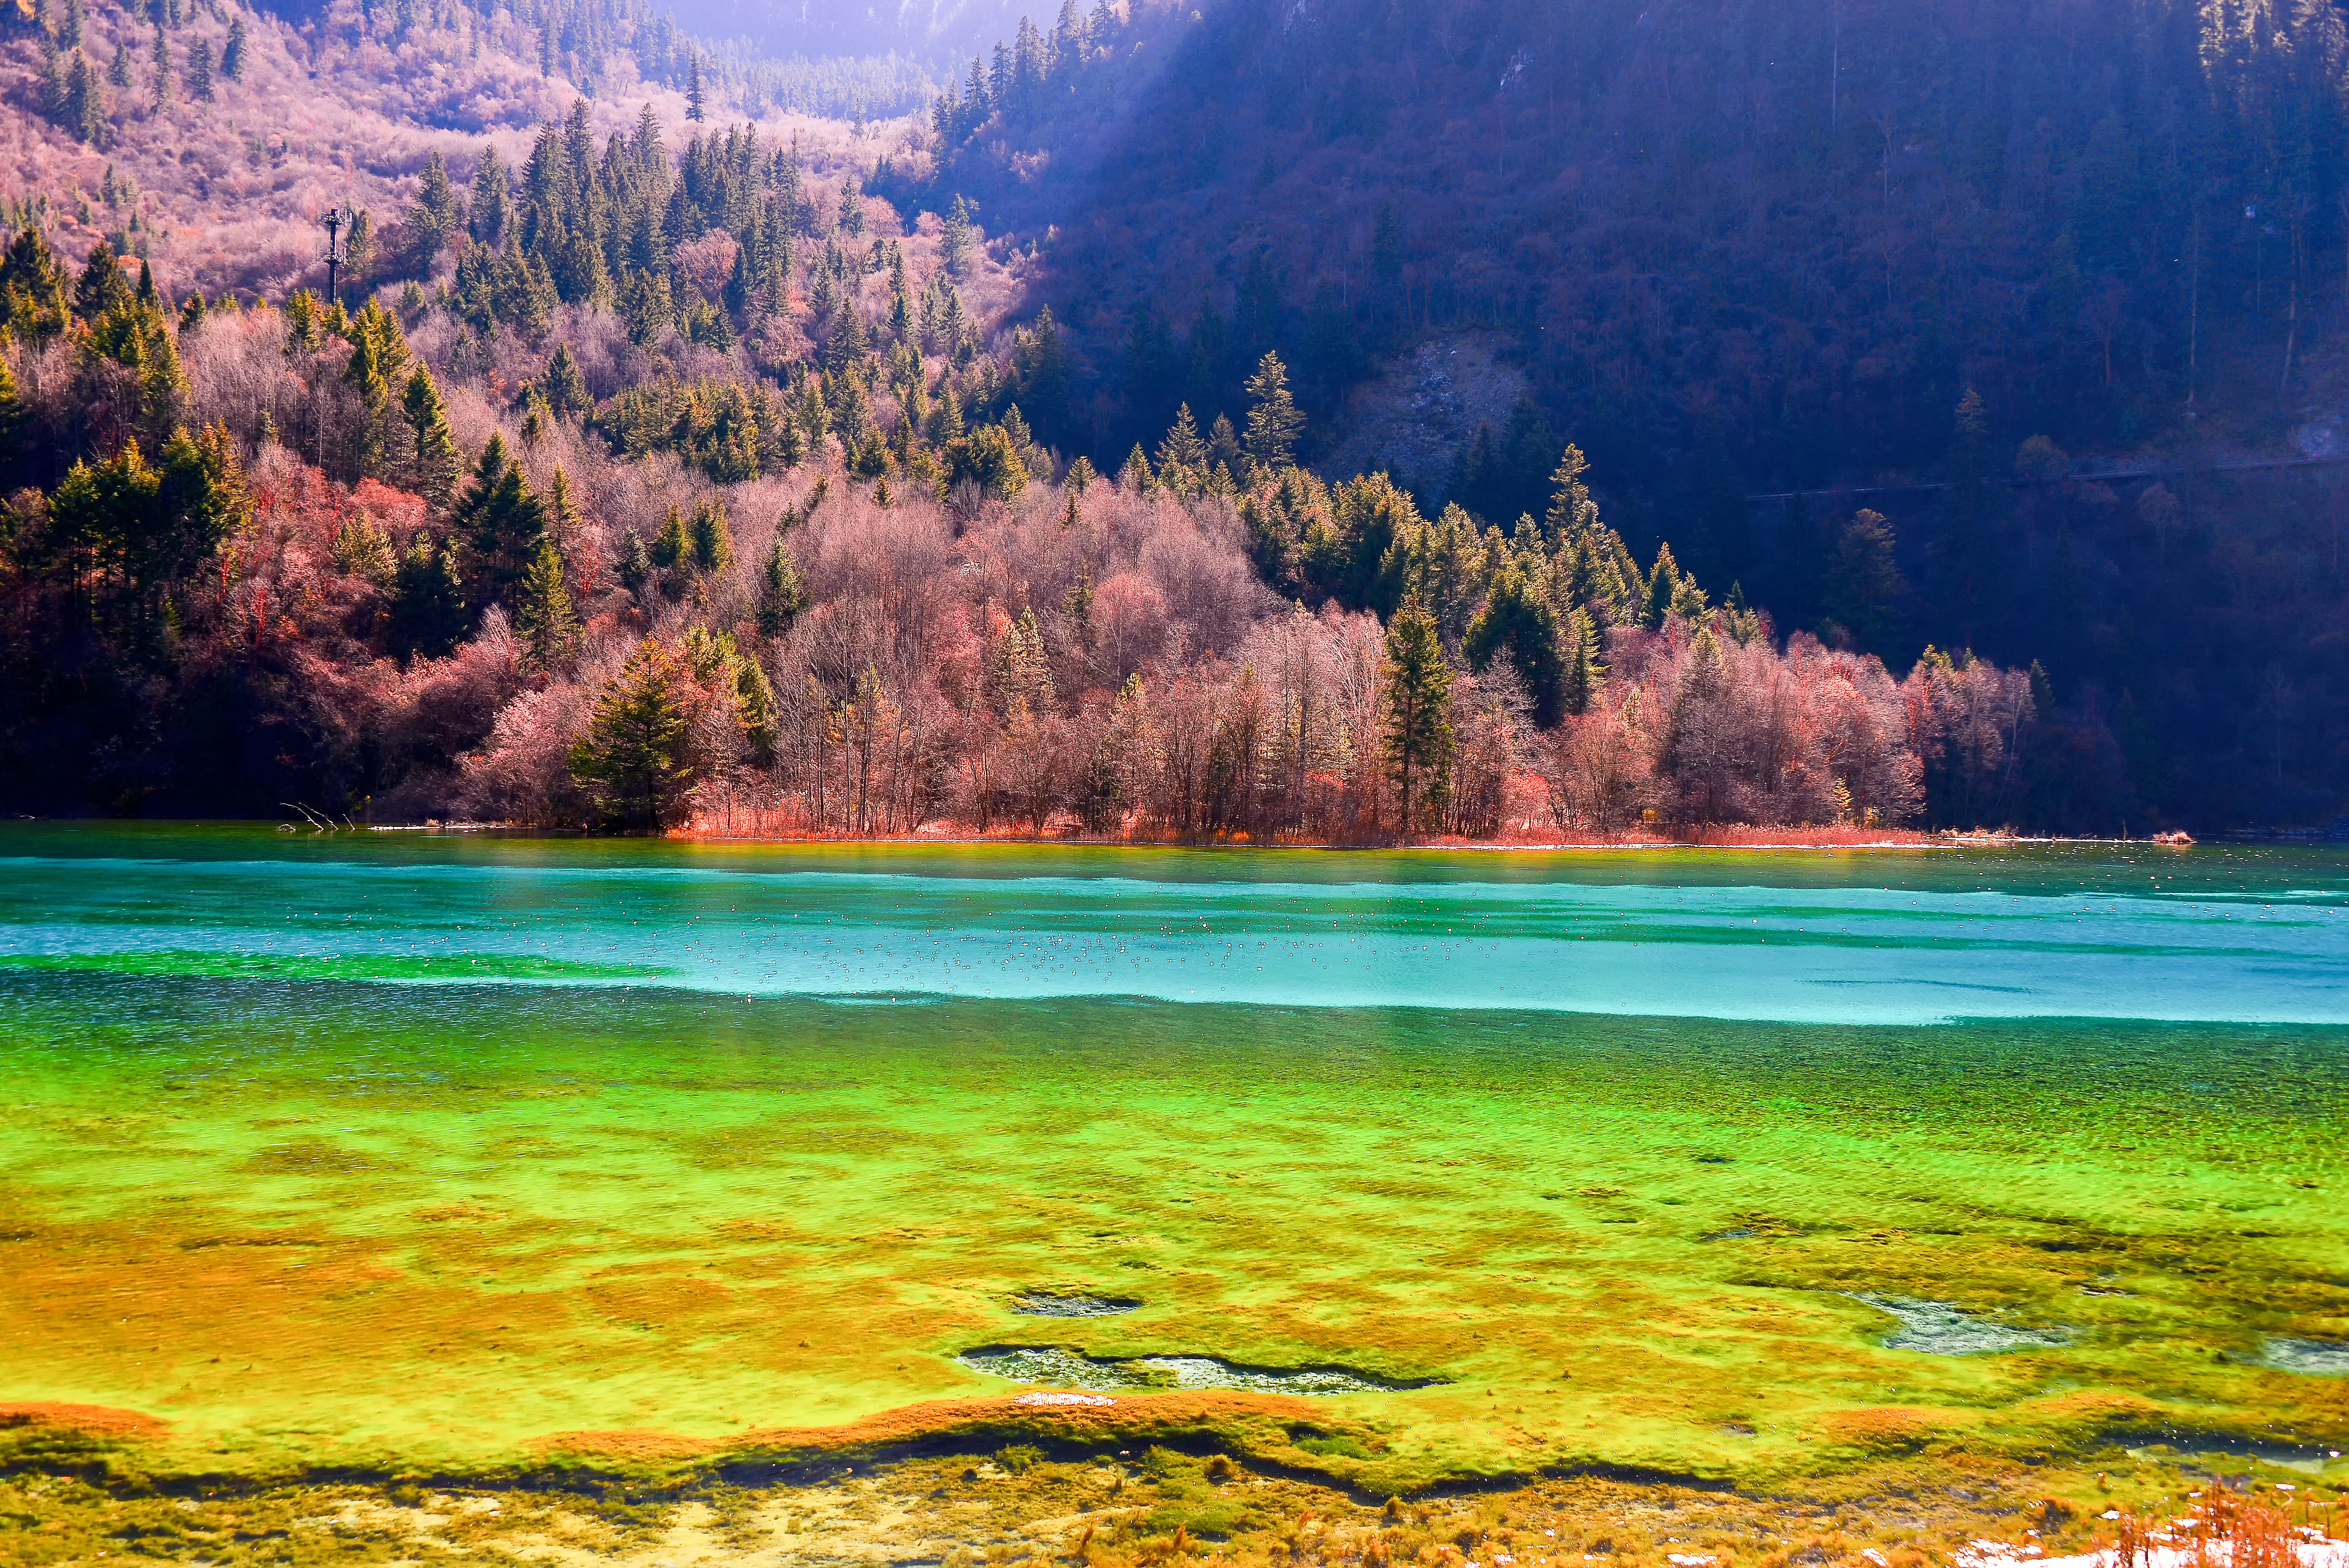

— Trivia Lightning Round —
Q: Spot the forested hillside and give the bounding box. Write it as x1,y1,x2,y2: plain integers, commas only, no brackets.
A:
909,0,2349,830
0,0,2333,835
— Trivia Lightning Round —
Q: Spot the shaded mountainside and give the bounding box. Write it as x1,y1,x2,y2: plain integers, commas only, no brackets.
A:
912,0,2349,830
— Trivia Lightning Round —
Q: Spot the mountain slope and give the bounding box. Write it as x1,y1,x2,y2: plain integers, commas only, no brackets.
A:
917,0,2349,829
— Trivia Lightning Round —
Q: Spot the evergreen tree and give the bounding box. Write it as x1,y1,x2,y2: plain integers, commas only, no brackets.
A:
331,507,396,585
74,240,134,320
400,365,461,505
408,151,460,258
1641,542,1682,629
1825,508,1908,654
1543,444,1600,544
688,496,733,574
941,194,973,277
514,535,578,668
1463,559,1565,725
1380,597,1454,836
569,637,700,829
755,535,806,638
63,51,105,145
388,534,467,659
1558,606,1602,717
148,25,169,110
343,299,411,483
1941,387,2001,643
184,35,210,101
467,147,509,244
1207,411,1244,473
1119,443,1154,492
616,527,651,596
545,465,582,544
651,505,690,572
685,52,706,121
107,41,131,90
453,432,548,601
1157,402,1206,477
539,341,588,414
0,226,73,347
0,356,23,484
219,12,246,79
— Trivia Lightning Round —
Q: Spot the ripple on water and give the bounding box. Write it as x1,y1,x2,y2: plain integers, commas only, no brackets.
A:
1850,1295,2070,1354
1010,1292,1142,1318
2261,1337,2349,1375
956,1345,1434,1395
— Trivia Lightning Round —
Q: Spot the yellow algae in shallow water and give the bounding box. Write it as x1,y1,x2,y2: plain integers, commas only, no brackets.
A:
0,978,2344,1483
0,828,2345,1487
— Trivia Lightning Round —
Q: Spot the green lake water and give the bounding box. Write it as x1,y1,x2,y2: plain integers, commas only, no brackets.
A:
1,824,2344,1479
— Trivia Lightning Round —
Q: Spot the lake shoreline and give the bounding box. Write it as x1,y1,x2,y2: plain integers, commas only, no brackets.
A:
371,820,2212,851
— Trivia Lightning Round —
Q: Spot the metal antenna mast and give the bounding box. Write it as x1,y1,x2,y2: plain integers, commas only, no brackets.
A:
321,206,345,306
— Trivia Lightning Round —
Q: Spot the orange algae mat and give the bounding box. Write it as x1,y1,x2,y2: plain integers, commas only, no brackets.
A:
0,830,2344,1487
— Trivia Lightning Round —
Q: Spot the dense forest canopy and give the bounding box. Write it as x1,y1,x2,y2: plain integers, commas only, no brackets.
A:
0,0,2338,834
900,0,2349,830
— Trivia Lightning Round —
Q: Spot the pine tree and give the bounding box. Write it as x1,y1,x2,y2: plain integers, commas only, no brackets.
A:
569,638,700,829
651,505,690,572
514,535,578,668
1463,560,1565,725
1380,597,1454,836
467,147,508,244
388,534,467,660
107,42,132,90
941,194,973,277
331,507,397,585
0,356,23,485
1543,444,1600,544
540,340,588,414
148,25,169,110
1559,606,1602,717
1825,508,1907,654
74,240,134,319
0,226,73,348
409,151,460,258
1119,443,1154,492
343,300,412,483
453,431,548,601
1641,542,1682,629
1941,387,2000,641
59,51,105,146
755,535,806,638
685,52,705,121
617,527,651,596
545,464,582,542
39,31,63,121
400,365,461,505
1207,412,1243,473
1157,402,1206,474
688,496,733,575
184,35,210,101
219,12,246,79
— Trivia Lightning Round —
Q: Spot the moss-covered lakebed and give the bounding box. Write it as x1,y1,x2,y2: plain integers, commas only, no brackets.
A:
0,827,2344,1504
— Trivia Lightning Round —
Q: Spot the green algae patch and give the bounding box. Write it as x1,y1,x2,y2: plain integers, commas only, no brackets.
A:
0,949,663,983
3,973,2345,1489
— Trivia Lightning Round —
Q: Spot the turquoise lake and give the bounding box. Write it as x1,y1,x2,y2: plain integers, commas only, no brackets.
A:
2,824,2344,1479
2,827,2344,1023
